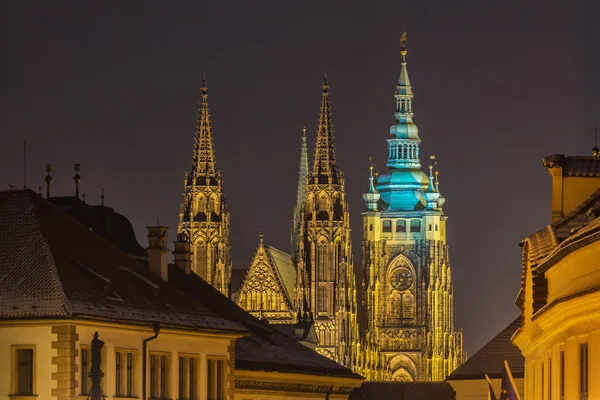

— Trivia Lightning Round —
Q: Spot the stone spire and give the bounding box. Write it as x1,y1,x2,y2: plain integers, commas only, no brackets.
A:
312,77,338,181
292,127,309,253
388,35,421,170
363,158,380,211
193,77,217,176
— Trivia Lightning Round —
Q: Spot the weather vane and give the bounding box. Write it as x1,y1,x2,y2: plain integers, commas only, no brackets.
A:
400,31,407,53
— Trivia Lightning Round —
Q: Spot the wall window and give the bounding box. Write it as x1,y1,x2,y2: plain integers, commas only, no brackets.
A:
396,220,406,233
207,358,226,400
580,343,588,400
382,220,392,233
428,224,432,231
410,220,421,232
14,347,34,395
369,224,373,232
178,355,200,400
150,353,170,400
115,349,137,398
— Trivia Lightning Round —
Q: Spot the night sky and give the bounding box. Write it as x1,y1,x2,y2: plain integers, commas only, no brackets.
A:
2,1,599,357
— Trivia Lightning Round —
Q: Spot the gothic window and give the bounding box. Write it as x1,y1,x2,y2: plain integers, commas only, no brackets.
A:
317,241,328,281
211,194,220,214
195,242,208,279
197,195,206,212
410,220,421,232
428,224,432,231
396,220,406,232
382,220,392,233
317,195,328,212
388,291,401,318
370,224,373,231
402,291,414,321
318,284,328,313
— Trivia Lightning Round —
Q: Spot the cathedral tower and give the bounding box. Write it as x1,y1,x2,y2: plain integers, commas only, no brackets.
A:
296,78,359,365
178,78,232,296
361,39,464,381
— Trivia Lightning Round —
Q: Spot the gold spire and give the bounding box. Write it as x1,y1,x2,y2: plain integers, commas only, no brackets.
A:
193,76,217,176
312,76,337,180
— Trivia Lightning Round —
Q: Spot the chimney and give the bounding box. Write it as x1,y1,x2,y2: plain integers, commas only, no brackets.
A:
147,226,169,281
173,233,192,274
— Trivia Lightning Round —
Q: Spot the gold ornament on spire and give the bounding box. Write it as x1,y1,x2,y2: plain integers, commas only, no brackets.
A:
400,31,408,57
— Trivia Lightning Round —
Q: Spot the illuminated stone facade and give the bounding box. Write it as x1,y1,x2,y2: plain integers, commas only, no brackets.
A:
294,78,359,364
178,78,232,296
200,44,463,382
513,153,600,399
359,46,464,381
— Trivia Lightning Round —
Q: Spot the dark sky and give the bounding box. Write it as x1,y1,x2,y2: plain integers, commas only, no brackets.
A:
2,0,598,357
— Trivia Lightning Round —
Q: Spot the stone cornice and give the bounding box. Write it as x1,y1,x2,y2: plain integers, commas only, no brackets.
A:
235,379,357,395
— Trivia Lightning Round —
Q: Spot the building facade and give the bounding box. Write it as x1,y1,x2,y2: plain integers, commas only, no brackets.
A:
178,78,232,296
512,152,600,400
360,45,464,381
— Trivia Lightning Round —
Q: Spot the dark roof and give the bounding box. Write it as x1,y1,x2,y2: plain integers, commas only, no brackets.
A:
0,190,243,333
447,318,524,380
168,265,360,378
349,382,455,400
48,196,147,259
543,154,600,177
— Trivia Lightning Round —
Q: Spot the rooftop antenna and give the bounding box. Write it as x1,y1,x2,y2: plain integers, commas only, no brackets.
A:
45,164,52,199
73,164,81,199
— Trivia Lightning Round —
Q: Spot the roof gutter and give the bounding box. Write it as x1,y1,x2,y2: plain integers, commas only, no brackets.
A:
142,322,160,400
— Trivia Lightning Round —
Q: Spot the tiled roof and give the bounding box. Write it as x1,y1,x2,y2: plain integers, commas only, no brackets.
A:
447,317,524,380
0,190,243,333
349,382,456,399
265,246,296,305
525,188,600,273
0,191,68,318
168,265,360,378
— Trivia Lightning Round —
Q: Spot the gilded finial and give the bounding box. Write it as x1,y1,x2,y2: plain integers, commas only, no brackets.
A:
73,164,81,199
302,126,306,138
369,156,373,170
45,164,52,199
322,75,329,92
259,230,264,244
201,75,208,95
400,31,408,59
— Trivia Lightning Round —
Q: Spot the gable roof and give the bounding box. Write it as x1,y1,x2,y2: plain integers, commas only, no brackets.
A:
234,241,297,309
0,190,243,334
447,317,524,380
168,265,360,378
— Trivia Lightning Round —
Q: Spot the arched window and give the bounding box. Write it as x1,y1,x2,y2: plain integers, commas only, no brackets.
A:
410,220,421,233
396,220,406,232
317,242,328,280
195,242,208,278
382,220,392,233
435,224,438,231
428,224,432,231
197,195,206,212
370,224,373,232
318,196,328,212
402,292,414,321
388,291,401,318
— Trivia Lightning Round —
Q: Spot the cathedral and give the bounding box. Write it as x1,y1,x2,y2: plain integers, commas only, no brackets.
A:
177,41,464,381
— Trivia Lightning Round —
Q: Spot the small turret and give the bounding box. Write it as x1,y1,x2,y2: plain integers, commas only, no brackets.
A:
424,155,441,210
363,158,380,211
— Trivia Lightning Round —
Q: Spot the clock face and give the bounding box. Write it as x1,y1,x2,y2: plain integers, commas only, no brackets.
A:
391,268,413,291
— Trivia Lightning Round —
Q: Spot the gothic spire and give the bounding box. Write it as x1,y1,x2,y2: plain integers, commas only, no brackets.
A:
312,77,337,179
293,127,309,253
193,77,217,176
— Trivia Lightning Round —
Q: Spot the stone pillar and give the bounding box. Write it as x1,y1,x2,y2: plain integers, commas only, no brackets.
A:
227,339,236,400
51,325,79,400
